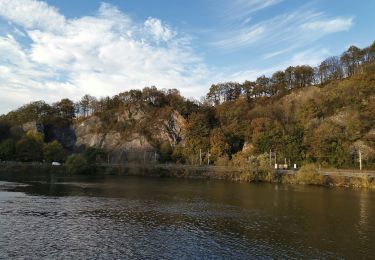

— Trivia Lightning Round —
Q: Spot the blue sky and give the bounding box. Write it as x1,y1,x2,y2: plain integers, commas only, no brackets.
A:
0,0,374,114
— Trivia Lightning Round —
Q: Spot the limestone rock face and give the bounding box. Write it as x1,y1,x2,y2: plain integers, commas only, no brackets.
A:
20,106,186,163
21,121,76,150
73,107,186,163
22,121,44,134
155,110,185,145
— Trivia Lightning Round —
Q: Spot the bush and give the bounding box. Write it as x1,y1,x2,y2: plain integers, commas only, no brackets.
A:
159,141,172,162
84,147,106,165
104,166,122,175
65,154,90,175
43,140,65,163
0,139,16,161
296,164,325,185
16,135,43,162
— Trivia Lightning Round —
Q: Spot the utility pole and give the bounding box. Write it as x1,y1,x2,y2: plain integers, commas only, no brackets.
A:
207,151,210,165
359,149,362,171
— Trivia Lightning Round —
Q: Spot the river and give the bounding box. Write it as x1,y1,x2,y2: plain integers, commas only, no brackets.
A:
0,173,374,259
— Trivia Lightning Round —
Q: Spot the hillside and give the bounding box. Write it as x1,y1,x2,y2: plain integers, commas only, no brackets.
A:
0,41,375,169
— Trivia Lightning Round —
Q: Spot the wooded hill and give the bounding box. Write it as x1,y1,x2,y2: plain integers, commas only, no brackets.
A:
1,41,375,169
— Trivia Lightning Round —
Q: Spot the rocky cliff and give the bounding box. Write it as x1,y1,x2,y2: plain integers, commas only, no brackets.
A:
20,105,185,163
73,106,185,162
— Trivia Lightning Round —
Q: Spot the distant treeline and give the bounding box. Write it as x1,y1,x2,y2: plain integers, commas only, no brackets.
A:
1,41,375,170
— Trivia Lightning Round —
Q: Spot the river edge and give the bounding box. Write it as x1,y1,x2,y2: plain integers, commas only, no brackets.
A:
0,162,375,189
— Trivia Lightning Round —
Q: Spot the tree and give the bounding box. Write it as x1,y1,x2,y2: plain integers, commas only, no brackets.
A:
184,112,212,164
251,119,283,155
16,132,44,162
79,94,94,117
0,123,10,142
308,122,350,167
341,45,364,77
293,65,314,88
43,140,65,163
242,80,256,103
159,141,173,162
209,128,230,162
271,71,287,95
65,154,90,175
255,76,271,96
368,41,375,61
84,147,106,165
319,57,343,84
206,84,221,105
54,98,75,125
0,139,16,161
280,125,305,164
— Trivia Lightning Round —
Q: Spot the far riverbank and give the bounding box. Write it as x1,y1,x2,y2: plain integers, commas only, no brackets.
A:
0,162,374,189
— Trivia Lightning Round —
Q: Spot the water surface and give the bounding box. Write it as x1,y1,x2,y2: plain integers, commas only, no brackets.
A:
0,172,374,259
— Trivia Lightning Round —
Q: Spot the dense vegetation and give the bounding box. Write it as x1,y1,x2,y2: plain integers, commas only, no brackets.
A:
1,41,375,170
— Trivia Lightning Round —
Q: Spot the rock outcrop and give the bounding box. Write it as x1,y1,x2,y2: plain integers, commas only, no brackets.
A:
73,106,186,163
19,105,186,163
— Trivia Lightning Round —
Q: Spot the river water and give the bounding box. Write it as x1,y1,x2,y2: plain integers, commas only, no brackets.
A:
0,173,374,259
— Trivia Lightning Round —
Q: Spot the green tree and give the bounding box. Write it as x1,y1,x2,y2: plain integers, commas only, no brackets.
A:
84,147,106,165
159,141,173,162
65,154,90,175
0,139,16,161
252,120,283,155
43,140,65,163
185,112,212,164
16,132,44,162
54,98,76,125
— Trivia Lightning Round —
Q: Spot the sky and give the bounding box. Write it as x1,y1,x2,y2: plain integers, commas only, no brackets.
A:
0,0,374,114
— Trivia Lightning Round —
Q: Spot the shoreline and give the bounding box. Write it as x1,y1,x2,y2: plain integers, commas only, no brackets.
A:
0,162,374,189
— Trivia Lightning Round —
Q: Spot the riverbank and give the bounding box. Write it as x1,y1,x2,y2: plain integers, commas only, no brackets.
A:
1,162,374,189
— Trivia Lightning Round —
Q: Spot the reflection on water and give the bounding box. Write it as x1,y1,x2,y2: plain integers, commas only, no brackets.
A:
0,172,374,259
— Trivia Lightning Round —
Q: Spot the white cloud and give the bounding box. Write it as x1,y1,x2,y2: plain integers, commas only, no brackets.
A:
213,7,354,51
0,0,65,31
218,0,283,21
0,0,212,114
215,25,265,49
144,18,174,42
300,17,353,33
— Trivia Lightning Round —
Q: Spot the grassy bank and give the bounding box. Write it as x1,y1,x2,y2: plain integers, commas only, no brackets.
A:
1,162,374,189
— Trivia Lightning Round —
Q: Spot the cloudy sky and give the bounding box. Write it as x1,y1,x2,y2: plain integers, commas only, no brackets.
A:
0,0,374,114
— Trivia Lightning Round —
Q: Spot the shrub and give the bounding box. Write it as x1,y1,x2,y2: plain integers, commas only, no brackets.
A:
159,141,172,162
16,135,43,162
104,166,122,175
43,140,65,163
65,154,90,175
296,164,325,185
0,139,16,161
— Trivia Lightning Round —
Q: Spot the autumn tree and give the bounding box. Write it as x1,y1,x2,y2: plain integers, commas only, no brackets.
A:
209,128,230,163
184,112,212,164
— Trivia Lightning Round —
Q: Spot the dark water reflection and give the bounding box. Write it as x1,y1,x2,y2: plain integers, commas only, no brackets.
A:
0,172,374,259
